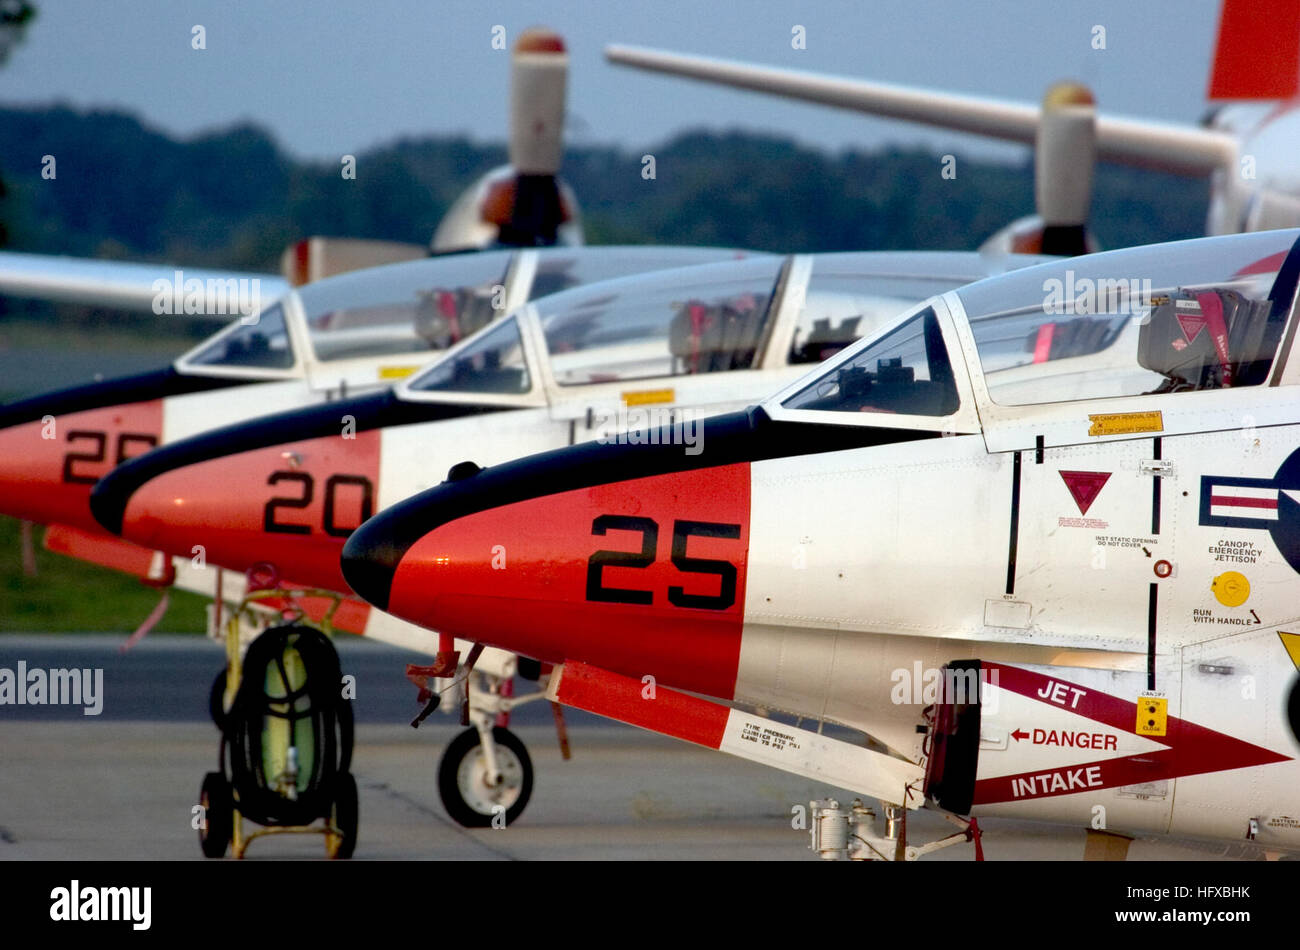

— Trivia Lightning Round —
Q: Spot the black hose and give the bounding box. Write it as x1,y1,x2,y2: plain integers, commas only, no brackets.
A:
224,624,354,827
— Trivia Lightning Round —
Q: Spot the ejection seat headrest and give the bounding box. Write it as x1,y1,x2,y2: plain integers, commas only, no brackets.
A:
1138,289,1252,389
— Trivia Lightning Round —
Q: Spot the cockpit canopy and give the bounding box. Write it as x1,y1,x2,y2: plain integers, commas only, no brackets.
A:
183,301,295,371
958,228,1299,405
173,246,755,380
538,257,785,386
301,250,513,362
779,305,960,416
402,251,1028,401
772,229,1300,425
410,318,531,396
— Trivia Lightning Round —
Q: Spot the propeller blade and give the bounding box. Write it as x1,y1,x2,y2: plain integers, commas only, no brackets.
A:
1036,82,1096,257
500,28,570,245
510,27,568,175
433,28,576,250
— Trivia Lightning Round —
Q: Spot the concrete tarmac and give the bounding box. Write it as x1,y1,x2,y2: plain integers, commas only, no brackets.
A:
0,636,1257,861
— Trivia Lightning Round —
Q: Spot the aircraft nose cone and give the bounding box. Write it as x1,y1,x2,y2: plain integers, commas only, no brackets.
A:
0,365,245,529
0,416,59,522
340,458,494,611
339,508,408,611
0,387,165,529
88,469,130,536
90,462,171,544
92,389,398,539
341,413,762,701
92,394,388,596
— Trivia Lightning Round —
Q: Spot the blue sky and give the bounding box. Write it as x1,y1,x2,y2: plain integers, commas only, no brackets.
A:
1,0,1224,162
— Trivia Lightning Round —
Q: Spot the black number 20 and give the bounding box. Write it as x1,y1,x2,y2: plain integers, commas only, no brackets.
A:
263,470,374,537
585,515,740,610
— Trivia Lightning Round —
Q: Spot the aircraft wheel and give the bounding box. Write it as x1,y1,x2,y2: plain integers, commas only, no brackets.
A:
326,772,359,860
1287,675,1300,745
437,726,533,828
198,771,232,858
208,669,228,731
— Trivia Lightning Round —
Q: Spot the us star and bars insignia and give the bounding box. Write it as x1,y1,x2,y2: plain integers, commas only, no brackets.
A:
1201,477,1286,527
1199,446,1300,573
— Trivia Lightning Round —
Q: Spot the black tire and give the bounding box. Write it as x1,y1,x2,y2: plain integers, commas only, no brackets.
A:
327,772,359,859
1288,676,1300,745
198,771,232,858
208,669,228,731
437,727,533,828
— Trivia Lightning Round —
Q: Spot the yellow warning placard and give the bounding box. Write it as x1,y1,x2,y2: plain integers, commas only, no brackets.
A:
1088,410,1163,437
1136,694,1168,737
379,365,417,379
623,388,675,407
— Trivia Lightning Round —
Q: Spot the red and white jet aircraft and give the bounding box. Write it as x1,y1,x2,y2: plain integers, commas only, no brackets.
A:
89,249,1035,827
339,228,1300,859
0,246,746,618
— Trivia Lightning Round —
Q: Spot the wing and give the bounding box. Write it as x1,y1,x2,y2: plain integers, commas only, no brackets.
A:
0,250,288,315
605,44,1239,177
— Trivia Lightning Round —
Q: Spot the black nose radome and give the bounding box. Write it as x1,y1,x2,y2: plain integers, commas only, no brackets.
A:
341,514,406,611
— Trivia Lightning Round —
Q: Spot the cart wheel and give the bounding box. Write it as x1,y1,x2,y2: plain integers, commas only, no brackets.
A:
199,771,232,858
325,772,358,859
208,669,228,731
437,726,533,828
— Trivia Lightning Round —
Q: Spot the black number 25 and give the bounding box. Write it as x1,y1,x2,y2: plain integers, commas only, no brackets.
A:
61,430,158,484
585,515,740,610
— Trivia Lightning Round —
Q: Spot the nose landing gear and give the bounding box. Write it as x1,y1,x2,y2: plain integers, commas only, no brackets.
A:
408,650,556,828
438,725,534,828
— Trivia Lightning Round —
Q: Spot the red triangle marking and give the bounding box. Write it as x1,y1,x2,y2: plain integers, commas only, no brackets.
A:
1059,470,1111,515
1176,310,1207,344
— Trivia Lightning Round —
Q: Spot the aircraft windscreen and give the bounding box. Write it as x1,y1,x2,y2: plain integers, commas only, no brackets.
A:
537,259,784,386
406,317,530,396
185,302,294,370
790,263,985,365
957,231,1300,406
780,306,960,416
301,251,514,363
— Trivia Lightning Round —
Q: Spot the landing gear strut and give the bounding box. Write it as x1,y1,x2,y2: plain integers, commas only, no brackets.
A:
808,798,984,861
409,652,555,827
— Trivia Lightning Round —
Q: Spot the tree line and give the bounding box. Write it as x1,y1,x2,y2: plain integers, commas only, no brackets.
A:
0,104,1208,272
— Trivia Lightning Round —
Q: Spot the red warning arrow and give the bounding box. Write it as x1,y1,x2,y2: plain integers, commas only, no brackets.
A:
973,663,1291,805
1011,728,1029,742
1059,470,1112,515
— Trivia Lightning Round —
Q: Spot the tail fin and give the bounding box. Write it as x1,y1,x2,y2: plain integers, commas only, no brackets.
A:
1208,0,1300,100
